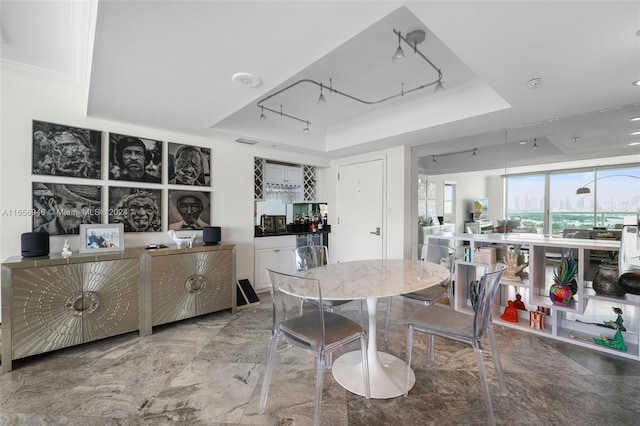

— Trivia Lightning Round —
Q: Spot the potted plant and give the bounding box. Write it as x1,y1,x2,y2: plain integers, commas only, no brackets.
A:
549,256,578,306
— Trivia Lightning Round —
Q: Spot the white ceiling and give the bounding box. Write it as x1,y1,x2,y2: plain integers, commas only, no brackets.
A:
1,1,639,174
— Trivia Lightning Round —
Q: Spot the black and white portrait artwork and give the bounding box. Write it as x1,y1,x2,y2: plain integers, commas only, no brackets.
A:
32,182,102,235
168,143,210,186
168,190,211,231
32,120,102,179
109,133,162,183
108,187,162,233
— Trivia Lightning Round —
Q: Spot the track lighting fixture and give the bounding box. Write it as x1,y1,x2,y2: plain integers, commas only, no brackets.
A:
392,31,405,62
431,148,478,162
256,28,444,130
318,83,326,104
532,138,538,149
303,121,310,134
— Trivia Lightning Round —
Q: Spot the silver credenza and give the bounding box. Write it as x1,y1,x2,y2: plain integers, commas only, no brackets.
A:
141,243,236,335
1,249,143,372
1,243,236,372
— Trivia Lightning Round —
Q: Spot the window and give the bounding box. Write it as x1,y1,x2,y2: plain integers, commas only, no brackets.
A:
506,174,545,233
507,165,640,235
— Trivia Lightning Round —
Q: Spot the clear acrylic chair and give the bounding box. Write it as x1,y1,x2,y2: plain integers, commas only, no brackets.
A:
259,268,370,426
293,245,364,325
384,244,456,341
404,263,508,426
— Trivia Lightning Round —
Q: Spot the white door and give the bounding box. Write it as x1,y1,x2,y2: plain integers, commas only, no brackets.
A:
335,159,384,262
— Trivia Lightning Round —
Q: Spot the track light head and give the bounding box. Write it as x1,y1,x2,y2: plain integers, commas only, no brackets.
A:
532,138,538,149
303,121,310,134
318,83,326,104
259,105,266,121
392,31,405,62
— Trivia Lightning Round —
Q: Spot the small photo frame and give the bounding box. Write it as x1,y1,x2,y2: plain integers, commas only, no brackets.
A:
79,223,124,254
274,215,286,232
263,216,275,233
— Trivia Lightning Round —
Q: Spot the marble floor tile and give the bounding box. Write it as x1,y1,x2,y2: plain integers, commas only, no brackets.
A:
1,294,639,425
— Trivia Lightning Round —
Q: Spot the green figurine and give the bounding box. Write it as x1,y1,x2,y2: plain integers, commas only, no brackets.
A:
593,330,627,352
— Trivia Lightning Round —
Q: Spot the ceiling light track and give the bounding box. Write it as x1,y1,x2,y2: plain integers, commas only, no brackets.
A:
256,28,444,132
432,148,478,162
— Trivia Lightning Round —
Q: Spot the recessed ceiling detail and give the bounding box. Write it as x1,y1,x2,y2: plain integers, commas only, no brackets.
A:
255,27,444,132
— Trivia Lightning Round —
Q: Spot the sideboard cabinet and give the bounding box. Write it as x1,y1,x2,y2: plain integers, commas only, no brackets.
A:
142,244,236,334
1,249,143,372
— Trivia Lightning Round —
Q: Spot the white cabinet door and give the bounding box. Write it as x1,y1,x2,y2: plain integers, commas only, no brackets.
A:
265,164,302,186
254,246,296,291
265,164,286,184
284,166,303,186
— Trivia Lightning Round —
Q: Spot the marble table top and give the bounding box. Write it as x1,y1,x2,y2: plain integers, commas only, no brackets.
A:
290,258,449,301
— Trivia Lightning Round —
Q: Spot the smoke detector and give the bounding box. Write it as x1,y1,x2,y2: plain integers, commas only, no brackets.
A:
232,73,261,88
527,78,542,89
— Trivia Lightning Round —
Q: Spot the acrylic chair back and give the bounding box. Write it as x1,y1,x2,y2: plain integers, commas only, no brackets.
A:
260,268,370,425
472,263,507,343
413,243,456,286
293,245,328,272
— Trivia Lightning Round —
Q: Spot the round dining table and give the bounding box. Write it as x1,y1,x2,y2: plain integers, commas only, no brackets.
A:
293,258,449,399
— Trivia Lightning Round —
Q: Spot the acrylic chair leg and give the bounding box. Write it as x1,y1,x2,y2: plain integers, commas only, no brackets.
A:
487,326,507,395
474,347,496,426
426,334,435,367
404,324,414,397
258,334,279,413
313,353,325,426
359,335,371,407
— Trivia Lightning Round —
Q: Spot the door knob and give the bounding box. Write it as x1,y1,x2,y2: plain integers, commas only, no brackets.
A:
370,227,381,236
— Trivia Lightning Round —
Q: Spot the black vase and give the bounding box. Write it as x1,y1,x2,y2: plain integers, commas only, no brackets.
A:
619,271,640,295
593,263,625,297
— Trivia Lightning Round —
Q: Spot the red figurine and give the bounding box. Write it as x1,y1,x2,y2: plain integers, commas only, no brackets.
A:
513,294,527,311
501,300,519,323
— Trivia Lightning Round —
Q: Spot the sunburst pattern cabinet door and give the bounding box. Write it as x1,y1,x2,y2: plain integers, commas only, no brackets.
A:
151,250,232,326
11,259,139,360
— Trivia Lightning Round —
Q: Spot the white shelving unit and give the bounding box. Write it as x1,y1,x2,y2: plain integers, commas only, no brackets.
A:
427,232,639,361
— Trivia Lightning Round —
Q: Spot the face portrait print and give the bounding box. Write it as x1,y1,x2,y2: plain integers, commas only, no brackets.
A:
168,190,210,230
109,187,162,232
32,183,101,235
109,133,162,183
168,143,210,186
32,121,102,178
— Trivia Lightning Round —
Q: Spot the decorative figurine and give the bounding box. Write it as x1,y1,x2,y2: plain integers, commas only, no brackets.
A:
549,256,578,305
61,239,72,257
503,251,528,281
577,306,626,332
513,294,527,310
500,300,519,322
167,230,197,248
570,307,628,351
529,309,545,330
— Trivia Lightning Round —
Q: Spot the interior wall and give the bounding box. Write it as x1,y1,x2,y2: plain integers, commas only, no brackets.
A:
0,71,328,306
